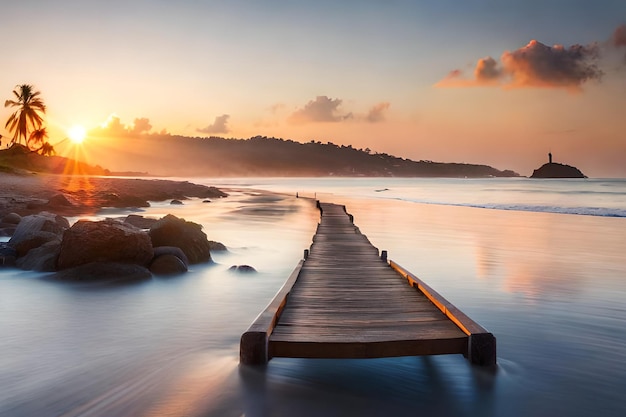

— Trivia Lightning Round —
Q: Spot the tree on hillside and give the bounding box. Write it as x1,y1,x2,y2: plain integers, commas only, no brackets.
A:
38,141,56,156
4,84,46,148
29,127,56,155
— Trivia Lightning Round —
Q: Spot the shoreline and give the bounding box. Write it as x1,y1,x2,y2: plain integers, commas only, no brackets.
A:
0,171,227,219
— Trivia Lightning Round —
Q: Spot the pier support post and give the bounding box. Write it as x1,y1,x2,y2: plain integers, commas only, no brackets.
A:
468,333,497,366
381,250,388,262
304,249,309,260
240,331,269,365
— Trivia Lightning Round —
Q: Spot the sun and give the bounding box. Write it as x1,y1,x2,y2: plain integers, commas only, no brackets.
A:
67,125,86,144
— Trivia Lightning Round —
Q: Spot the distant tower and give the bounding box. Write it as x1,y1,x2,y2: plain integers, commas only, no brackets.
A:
549,152,552,164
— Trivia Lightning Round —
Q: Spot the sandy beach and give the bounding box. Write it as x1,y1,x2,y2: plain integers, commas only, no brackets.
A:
0,172,226,219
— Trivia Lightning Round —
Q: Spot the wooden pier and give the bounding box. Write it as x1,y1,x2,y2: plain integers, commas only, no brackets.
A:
240,202,496,366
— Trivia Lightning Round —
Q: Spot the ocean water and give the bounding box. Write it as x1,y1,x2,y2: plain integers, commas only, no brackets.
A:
1,177,625,417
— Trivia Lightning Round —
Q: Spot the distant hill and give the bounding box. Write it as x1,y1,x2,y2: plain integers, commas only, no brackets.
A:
80,133,520,178
0,144,111,176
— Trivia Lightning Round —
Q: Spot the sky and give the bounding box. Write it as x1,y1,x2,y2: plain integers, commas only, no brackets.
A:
1,0,625,177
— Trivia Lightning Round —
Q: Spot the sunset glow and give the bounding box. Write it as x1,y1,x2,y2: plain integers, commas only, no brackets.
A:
1,2,625,177
67,125,86,144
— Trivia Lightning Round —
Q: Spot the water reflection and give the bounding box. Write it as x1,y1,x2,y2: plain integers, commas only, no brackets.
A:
2,180,626,417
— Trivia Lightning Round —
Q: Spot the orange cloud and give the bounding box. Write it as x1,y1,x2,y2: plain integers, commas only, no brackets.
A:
365,102,390,123
502,40,601,90
613,24,626,47
436,38,603,91
435,58,503,88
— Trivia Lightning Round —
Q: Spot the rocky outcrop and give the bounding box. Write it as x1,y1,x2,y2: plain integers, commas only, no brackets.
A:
149,214,211,264
3,210,217,279
57,219,153,269
8,212,69,257
531,163,587,178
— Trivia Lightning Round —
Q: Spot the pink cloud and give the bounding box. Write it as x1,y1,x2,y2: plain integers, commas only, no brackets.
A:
365,102,390,123
612,24,626,47
436,38,604,91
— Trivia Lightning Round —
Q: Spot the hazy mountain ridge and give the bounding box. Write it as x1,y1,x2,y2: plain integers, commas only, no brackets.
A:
85,133,520,178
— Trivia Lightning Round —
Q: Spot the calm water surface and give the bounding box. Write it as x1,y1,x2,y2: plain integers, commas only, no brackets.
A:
1,178,625,417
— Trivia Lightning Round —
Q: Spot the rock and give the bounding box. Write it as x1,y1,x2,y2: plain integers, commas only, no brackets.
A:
149,214,211,264
2,212,22,224
0,244,17,267
50,262,152,282
202,200,212,203
57,219,154,269
47,194,73,207
16,240,61,272
208,241,227,251
153,246,189,266
150,254,188,275
8,212,69,257
531,162,587,178
124,214,158,229
229,265,257,273
98,192,150,208
0,226,16,237
170,199,184,205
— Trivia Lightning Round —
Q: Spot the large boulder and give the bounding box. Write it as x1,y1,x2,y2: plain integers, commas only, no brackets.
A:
57,219,153,270
149,214,211,264
8,212,69,257
51,262,152,282
16,240,61,272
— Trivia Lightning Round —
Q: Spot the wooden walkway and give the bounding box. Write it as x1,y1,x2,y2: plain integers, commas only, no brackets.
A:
240,202,496,366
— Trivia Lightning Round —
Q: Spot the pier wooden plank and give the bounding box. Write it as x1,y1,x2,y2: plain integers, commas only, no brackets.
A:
240,202,496,366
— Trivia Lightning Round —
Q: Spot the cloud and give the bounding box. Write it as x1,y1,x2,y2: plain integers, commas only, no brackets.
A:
612,24,626,47
475,56,502,83
130,117,152,135
502,40,602,89
436,39,603,91
365,102,390,123
197,114,230,134
268,103,286,114
94,114,154,136
288,96,352,124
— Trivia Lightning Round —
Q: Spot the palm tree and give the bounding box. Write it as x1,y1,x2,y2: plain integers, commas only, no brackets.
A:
28,126,48,151
38,141,56,156
4,84,46,147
